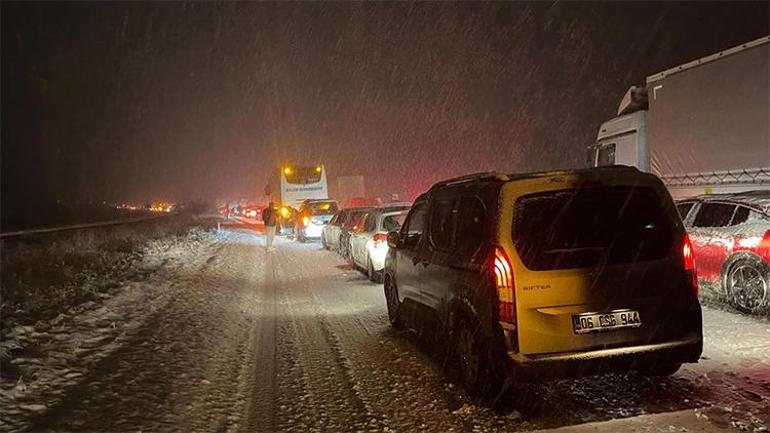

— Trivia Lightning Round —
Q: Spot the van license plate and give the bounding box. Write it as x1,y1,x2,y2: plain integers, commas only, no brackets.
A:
572,310,641,334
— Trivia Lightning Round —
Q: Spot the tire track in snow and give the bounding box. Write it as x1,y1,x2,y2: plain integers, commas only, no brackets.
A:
267,245,384,432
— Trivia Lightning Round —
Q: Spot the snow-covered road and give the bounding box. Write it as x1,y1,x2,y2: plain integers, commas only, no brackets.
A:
3,227,769,432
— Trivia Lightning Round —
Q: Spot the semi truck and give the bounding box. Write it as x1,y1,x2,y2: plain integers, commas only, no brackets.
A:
588,36,769,199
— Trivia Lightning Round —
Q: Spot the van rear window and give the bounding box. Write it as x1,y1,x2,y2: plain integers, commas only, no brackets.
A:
513,187,674,270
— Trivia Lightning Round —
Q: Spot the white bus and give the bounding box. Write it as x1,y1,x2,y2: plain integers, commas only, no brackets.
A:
278,164,329,208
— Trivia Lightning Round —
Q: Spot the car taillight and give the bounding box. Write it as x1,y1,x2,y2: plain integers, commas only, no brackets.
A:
760,230,770,252
683,234,698,300
492,246,516,323
373,233,388,247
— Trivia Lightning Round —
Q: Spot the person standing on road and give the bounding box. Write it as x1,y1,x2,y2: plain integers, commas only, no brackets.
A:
262,202,278,251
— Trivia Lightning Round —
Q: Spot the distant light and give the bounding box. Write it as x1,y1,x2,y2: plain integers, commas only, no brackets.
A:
280,207,291,218
284,167,292,175
315,166,322,173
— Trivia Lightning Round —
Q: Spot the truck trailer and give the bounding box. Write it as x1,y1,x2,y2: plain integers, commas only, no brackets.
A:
588,36,769,199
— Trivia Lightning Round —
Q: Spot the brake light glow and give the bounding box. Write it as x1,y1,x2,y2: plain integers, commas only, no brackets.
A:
683,234,698,299
373,233,388,247
760,230,770,252
493,246,515,323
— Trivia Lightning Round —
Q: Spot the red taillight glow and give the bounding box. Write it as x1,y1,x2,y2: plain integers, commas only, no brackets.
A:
373,233,388,247
683,234,698,299
760,230,770,256
493,246,515,323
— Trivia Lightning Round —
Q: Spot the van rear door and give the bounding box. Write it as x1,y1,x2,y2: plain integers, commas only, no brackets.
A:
504,181,688,355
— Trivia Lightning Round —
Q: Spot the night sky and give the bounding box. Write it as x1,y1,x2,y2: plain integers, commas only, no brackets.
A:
2,2,768,217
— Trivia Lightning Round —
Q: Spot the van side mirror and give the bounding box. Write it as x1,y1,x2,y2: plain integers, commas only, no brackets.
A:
387,231,400,249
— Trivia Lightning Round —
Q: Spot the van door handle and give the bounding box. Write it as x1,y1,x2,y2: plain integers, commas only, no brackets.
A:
421,260,430,268
412,256,421,266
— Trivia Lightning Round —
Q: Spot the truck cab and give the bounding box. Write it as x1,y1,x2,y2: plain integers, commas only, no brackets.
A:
588,37,769,200
590,109,648,171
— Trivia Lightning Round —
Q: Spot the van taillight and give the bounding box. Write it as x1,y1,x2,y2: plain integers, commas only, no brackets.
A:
683,234,698,299
493,246,516,323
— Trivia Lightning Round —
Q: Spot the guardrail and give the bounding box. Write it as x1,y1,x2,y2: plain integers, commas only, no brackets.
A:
0,214,173,239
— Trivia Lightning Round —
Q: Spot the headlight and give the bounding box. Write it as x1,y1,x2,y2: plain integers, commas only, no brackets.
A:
280,207,290,218
302,216,310,226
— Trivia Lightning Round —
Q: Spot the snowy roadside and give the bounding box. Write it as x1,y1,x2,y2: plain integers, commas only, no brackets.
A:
531,409,727,433
0,224,220,433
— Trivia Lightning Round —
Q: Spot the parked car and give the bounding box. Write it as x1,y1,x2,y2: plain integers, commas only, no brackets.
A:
339,208,372,259
676,191,770,314
383,168,703,397
295,199,340,242
322,209,349,251
348,205,410,281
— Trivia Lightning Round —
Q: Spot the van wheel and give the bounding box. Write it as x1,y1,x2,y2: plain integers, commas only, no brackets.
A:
384,277,403,329
725,257,769,314
454,318,504,400
638,361,682,377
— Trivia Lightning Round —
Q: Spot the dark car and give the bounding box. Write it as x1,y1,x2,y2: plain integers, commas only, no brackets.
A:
383,168,703,397
677,191,770,314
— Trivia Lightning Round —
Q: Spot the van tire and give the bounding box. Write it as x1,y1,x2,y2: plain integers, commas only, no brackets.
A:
454,317,505,400
384,277,403,329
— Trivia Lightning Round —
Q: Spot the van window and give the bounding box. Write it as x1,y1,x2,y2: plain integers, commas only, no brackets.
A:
429,197,456,251
693,203,736,228
596,143,616,166
401,203,427,248
513,186,674,270
456,197,485,256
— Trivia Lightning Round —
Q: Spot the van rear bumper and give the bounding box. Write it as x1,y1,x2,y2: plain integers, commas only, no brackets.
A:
508,332,702,381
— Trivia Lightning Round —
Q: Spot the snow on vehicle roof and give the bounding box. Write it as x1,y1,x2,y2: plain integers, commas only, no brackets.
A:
430,166,655,191
681,191,770,216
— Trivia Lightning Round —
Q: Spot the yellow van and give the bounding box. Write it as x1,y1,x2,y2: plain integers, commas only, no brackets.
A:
384,167,702,396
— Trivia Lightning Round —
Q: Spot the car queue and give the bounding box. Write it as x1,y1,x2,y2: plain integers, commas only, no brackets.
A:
252,167,768,400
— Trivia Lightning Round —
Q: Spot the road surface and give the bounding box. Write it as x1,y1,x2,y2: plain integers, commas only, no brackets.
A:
2,226,769,432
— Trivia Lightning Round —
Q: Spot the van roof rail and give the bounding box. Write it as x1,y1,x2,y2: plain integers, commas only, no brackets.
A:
431,172,510,189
